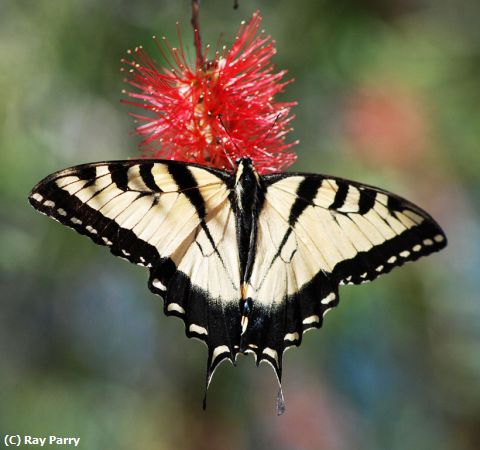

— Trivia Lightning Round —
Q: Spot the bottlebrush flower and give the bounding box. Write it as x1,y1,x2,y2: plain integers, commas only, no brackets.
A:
121,11,297,174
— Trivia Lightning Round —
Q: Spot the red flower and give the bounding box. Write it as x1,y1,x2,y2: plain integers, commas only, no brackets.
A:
121,11,297,174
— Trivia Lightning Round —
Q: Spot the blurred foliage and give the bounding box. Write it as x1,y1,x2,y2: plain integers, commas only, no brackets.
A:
1,1,479,449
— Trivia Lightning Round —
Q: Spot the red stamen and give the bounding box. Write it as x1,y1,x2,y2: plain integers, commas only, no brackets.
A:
122,11,297,173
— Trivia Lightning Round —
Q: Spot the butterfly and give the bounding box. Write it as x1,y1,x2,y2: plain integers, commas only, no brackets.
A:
29,157,446,413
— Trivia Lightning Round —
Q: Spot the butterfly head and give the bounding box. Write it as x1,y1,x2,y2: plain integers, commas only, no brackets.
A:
235,156,253,167
234,157,259,185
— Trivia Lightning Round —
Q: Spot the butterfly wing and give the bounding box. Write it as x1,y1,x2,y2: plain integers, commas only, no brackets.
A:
243,172,447,379
29,160,242,376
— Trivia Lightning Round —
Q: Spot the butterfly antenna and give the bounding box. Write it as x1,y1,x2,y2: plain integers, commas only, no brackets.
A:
217,112,282,167
260,113,282,148
248,113,284,165
217,114,237,170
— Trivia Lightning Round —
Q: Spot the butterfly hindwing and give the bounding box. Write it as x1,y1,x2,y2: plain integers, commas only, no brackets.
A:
29,160,242,374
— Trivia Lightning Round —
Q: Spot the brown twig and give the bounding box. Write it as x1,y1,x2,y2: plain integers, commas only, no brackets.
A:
191,0,204,67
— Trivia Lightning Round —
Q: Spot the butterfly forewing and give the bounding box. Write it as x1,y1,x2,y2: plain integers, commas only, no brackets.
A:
263,172,446,284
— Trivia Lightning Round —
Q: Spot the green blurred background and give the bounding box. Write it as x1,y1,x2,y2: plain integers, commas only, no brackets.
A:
1,1,479,449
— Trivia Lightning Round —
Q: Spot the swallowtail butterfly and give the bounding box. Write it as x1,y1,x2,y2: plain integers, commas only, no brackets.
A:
29,157,446,413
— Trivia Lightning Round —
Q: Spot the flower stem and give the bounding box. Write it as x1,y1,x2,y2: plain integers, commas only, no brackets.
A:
191,0,204,68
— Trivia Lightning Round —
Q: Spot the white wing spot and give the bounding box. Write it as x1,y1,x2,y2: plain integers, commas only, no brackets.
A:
376,265,384,272
284,332,299,342
189,324,208,335
152,278,166,291
31,193,43,202
212,345,230,362
434,234,444,243
71,217,82,225
413,244,422,252
248,343,258,349
423,238,433,246
102,237,113,245
86,225,97,234
388,256,397,264
44,200,55,207
302,315,320,325
121,249,130,257
400,250,410,258
361,272,368,278
57,208,67,216
263,347,278,363
321,292,336,305
167,303,185,314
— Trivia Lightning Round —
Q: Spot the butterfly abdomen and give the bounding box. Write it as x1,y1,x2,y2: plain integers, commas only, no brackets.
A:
232,159,266,284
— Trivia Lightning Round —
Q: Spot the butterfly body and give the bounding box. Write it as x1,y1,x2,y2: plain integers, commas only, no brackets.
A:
29,157,446,399
231,158,262,284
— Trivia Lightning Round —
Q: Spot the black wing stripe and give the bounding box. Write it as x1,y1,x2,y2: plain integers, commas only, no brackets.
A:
77,165,97,183
288,177,323,226
140,163,163,193
168,164,206,219
167,164,231,273
387,194,403,213
109,163,129,191
262,177,322,276
329,180,348,210
358,189,376,215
